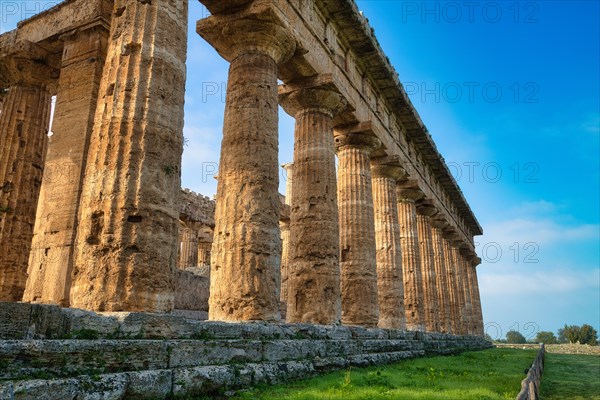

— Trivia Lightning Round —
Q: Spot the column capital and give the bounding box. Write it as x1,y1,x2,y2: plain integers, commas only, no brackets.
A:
416,201,438,218
396,187,424,203
371,155,408,180
471,256,482,267
334,121,382,153
279,75,349,118
197,5,296,64
430,216,450,230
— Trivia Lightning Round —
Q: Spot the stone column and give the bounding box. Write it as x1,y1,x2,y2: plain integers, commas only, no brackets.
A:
279,163,293,306
198,241,212,266
23,23,110,306
442,232,460,334
450,240,467,334
180,226,199,269
371,157,406,330
336,130,381,327
198,10,296,321
417,203,440,332
460,248,475,335
279,82,346,325
0,84,51,301
431,217,452,333
397,187,426,331
470,256,484,336
71,0,188,312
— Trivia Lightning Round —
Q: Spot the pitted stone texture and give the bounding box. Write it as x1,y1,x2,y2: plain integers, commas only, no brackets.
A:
174,268,210,312
280,85,345,325
336,132,381,327
371,161,406,330
0,84,51,302
397,188,425,332
71,0,188,312
200,12,295,323
23,25,109,308
417,209,440,333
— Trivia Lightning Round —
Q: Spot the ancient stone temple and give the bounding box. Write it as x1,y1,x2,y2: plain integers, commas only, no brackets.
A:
0,1,491,397
0,0,485,335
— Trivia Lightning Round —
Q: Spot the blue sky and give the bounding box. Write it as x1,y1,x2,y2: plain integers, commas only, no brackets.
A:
3,1,598,339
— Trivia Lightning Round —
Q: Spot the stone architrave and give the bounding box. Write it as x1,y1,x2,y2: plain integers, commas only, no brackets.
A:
336,127,381,327
416,203,440,332
279,78,347,324
70,0,188,312
198,5,296,321
371,156,407,330
397,186,426,332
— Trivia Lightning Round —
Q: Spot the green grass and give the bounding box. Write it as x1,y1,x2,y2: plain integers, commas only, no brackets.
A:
231,348,535,400
540,352,600,400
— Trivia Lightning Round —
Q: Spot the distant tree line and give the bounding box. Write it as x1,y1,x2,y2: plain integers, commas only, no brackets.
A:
486,324,598,345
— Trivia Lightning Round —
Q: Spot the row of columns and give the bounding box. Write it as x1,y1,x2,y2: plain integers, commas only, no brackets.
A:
198,4,484,334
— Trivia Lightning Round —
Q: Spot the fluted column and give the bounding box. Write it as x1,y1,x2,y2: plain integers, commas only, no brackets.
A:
442,232,460,334
198,11,296,321
71,0,188,312
280,163,293,306
417,203,440,332
336,131,381,327
470,256,484,335
397,187,426,331
460,248,475,335
371,157,406,330
0,84,51,301
450,240,467,334
180,226,199,269
431,218,452,333
24,24,110,306
280,83,346,324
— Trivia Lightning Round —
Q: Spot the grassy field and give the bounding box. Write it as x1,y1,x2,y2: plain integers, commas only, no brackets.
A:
229,348,536,400
540,352,600,400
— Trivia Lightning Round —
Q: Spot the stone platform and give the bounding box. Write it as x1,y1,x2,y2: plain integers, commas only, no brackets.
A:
0,302,492,399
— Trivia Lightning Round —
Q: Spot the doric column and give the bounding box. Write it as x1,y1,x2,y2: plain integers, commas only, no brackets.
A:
416,202,440,332
397,186,426,332
450,239,467,334
198,8,296,321
0,84,52,301
431,217,452,333
24,23,110,306
371,156,406,330
280,163,293,307
71,0,188,312
279,81,346,324
336,128,381,327
442,230,460,334
460,247,476,335
179,226,199,269
470,256,484,336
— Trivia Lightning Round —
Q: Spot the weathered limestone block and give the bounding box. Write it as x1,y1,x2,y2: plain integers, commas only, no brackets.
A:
0,84,51,301
431,218,452,333
174,268,210,311
397,187,425,332
279,79,347,325
417,203,440,332
371,157,406,330
71,0,188,312
23,23,110,307
335,129,381,327
197,6,296,321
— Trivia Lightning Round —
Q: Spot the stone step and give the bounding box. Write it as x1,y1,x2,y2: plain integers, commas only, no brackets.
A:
0,351,423,400
0,338,422,380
